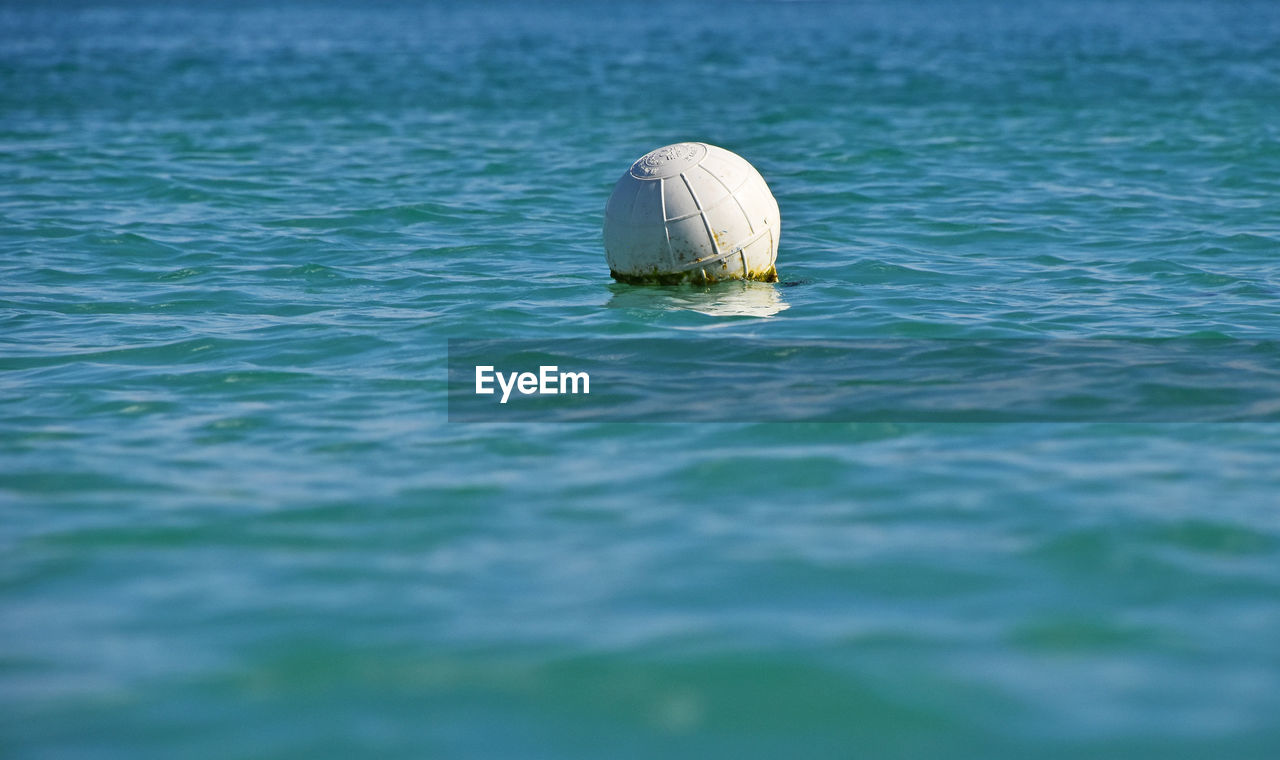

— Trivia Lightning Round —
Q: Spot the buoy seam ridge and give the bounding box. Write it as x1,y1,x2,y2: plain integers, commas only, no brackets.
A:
678,171,704,212
627,174,653,231
678,171,723,265
663,172,754,222
698,161,764,237
665,225,773,272
659,177,676,272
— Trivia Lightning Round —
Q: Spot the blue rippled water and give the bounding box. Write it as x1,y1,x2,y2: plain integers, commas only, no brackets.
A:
3,1,1280,757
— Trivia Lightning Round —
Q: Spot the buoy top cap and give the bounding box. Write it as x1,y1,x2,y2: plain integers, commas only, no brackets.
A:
629,142,708,180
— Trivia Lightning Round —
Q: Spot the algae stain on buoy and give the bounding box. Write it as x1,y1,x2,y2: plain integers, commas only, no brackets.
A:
604,142,780,285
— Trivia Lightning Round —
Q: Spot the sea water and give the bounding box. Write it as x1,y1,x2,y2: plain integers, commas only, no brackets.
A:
3,1,1280,757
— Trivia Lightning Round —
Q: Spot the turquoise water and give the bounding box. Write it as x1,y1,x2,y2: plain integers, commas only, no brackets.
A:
4,1,1280,756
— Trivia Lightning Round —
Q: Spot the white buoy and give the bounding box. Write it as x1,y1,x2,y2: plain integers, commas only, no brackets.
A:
603,142,780,284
